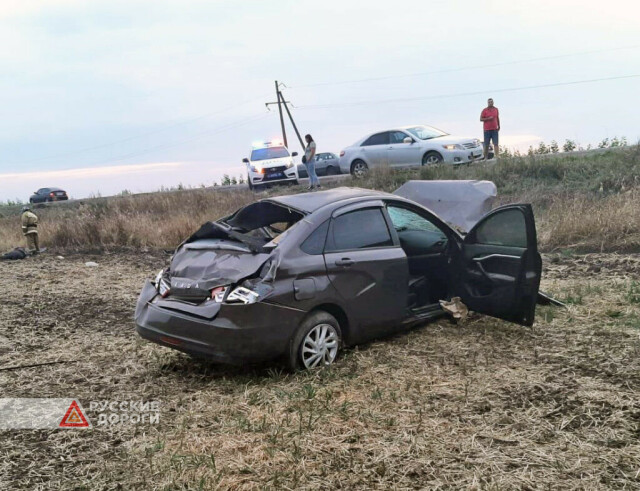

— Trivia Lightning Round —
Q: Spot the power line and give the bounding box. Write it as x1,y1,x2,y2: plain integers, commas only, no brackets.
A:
22,91,272,165
289,44,640,89
295,74,640,110
87,112,271,167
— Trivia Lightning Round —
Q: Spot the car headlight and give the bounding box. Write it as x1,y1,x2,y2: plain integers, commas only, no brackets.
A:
443,144,464,150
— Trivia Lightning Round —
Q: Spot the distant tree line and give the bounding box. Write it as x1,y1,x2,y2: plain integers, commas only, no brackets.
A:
500,136,628,157
218,174,246,186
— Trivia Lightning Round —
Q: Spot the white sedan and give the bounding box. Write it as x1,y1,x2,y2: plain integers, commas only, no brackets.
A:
339,125,483,177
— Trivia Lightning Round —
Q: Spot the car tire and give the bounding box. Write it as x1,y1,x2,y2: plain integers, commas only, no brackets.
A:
287,311,342,371
29,198,34,204
326,165,338,176
350,159,368,178
422,151,443,165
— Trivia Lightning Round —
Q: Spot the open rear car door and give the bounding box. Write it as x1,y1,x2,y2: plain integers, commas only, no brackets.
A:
456,204,542,326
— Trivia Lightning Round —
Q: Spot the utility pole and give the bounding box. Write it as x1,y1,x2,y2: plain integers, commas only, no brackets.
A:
265,82,305,152
280,90,305,150
275,80,287,148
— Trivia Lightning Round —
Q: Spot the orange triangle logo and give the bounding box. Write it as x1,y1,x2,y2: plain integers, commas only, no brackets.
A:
59,400,90,428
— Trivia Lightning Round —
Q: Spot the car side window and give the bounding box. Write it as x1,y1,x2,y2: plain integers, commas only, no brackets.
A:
389,131,410,144
474,209,527,248
325,208,393,252
387,205,448,254
387,206,443,233
300,220,329,255
361,132,389,146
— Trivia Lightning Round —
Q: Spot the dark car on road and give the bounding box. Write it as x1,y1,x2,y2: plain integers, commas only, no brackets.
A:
297,152,341,178
30,187,69,203
135,187,542,370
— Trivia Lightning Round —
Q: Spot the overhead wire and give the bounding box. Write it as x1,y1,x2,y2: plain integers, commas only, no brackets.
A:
89,112,272,167
22,91,272,165
288,44,640,89
295,74,640,110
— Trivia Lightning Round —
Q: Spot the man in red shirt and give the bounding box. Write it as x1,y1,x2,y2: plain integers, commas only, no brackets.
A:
480,98,500,160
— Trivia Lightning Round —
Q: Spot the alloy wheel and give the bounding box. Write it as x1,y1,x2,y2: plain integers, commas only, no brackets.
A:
423,153,442,165
352,161,368,178
301,323,339,369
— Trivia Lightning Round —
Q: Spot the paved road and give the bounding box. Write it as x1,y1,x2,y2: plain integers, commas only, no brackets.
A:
215,173,350,192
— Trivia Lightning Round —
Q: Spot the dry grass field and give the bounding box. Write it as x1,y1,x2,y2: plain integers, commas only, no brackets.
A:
1,146,640,489
1,146,639,254
1,251,639,489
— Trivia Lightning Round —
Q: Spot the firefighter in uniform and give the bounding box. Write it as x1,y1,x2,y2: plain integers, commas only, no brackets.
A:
21,205,40,254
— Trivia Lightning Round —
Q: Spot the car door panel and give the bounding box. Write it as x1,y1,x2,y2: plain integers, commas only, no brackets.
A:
360,132,390,167
456,205,542,326
324,248,408,341
323,204,409,341
387,131,422,167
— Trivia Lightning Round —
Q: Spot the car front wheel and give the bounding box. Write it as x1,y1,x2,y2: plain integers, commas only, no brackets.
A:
350,159,368,178
422,151,443,165
288,311,342,371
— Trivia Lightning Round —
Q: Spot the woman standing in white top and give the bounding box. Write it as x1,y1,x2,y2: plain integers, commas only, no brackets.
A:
304,134,319,190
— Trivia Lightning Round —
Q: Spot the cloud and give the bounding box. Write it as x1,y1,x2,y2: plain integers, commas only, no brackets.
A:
0,161,246,201
0,161,183,181
500,134,543,150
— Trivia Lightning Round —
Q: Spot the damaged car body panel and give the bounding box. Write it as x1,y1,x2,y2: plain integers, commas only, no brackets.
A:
135,186,543,368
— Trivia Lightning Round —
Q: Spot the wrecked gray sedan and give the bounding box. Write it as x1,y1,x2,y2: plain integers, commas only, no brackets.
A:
135,186,542,370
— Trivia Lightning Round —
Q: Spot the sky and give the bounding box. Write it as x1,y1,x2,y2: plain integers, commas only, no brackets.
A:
0,0,639,200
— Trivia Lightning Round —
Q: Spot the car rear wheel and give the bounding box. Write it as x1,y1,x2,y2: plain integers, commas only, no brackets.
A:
350,160,368,178
326,165,338,176
288,311,342,371
422,151,443,165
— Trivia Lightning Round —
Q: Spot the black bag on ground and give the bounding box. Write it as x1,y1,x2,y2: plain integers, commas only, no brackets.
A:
1,247,28,260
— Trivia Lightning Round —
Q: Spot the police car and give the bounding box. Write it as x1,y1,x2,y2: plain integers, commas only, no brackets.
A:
242,140,299,190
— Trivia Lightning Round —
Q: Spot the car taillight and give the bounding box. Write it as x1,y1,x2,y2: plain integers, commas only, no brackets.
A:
339,150,345,157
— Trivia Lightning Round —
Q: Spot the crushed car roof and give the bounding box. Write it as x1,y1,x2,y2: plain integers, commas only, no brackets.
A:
268,187,391,213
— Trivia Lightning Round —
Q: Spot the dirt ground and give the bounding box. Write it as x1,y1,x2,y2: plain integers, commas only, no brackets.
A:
1,251,639,490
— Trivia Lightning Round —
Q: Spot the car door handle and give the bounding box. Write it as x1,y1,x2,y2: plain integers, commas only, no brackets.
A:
335,258,354,267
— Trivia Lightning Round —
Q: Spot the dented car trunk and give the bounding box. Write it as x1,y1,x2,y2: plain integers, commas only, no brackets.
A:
163,200,304,302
